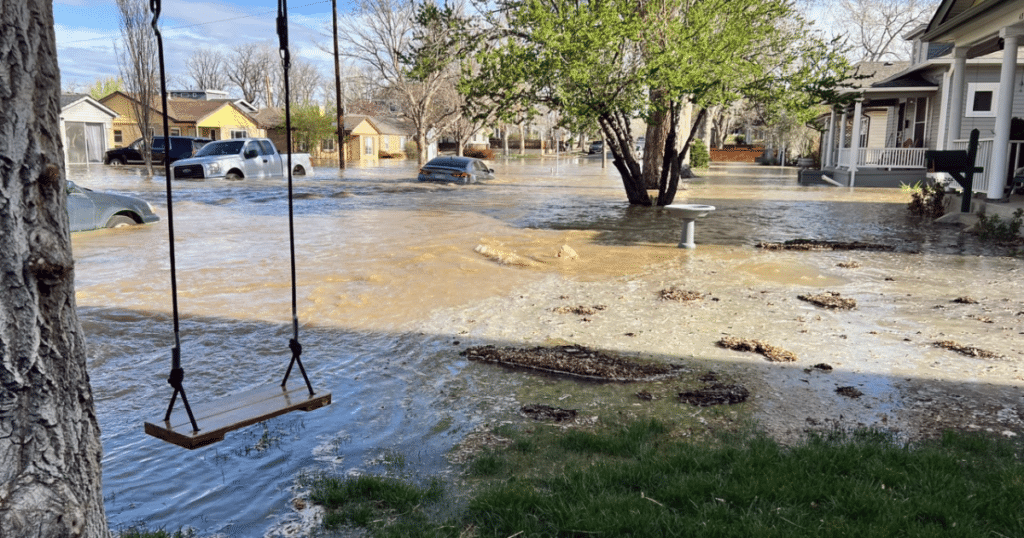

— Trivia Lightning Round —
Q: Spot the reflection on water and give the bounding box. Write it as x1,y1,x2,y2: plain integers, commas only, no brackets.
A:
70,160,1016,536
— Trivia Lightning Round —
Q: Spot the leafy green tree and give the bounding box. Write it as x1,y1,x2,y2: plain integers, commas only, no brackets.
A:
88,76,123,100
428,0,856,205
290,105,337,155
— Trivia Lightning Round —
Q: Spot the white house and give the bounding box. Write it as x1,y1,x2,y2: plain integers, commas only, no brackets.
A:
818,0,1023,196
60,94,118,165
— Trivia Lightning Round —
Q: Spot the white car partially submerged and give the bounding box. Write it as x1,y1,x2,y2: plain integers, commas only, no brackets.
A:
171,138,313,180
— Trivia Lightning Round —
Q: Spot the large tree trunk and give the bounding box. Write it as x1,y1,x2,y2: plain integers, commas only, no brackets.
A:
0,2,110,537
642,102,671,190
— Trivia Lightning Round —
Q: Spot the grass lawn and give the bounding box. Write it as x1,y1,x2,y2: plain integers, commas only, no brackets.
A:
305,419,1023,538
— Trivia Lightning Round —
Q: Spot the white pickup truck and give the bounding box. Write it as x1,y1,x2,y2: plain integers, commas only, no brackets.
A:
171,138,313,180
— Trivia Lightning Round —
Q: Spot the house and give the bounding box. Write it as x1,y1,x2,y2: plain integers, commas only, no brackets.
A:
817,0,1023,196
60,94,119,164
99,91,263,148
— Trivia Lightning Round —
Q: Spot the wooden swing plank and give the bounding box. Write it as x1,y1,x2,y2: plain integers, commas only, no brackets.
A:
144,384,332,450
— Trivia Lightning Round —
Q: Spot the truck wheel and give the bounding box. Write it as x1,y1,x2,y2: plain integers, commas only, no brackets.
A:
106,215,137,228
107,157,125,166
293,165,306,176
225,171,242,180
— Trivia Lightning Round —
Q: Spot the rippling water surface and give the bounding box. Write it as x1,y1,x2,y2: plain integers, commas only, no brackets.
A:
69,159,1012,536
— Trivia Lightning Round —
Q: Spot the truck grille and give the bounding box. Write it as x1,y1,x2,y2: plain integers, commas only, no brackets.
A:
173,165,204,179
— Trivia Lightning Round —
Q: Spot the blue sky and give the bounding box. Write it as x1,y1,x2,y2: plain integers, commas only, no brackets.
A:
55,0,351,91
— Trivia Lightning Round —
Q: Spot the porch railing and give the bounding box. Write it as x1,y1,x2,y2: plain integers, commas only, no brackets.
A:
950,138,994,194
836,147,928,170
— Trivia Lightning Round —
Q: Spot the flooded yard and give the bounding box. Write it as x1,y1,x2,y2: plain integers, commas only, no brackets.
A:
68,159,1023,536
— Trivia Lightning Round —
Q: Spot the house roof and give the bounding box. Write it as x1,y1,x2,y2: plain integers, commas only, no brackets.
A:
871,73,938,89
61,93,119,118
100,91,256,125
922,0,1023,46
847,62,912,88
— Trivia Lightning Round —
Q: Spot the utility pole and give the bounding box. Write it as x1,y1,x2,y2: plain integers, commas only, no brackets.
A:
332,0,345,169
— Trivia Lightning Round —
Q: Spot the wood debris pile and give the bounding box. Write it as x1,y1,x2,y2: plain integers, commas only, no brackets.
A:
798,292,857,309
659,287,704,301
462,345,686,381
717,337,797,362
756,239,895,251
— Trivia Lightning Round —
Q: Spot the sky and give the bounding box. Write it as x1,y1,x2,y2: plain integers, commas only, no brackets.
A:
55,0,353,92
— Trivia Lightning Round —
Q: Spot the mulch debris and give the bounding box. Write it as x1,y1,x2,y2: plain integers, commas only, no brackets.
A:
462,345,687,381
756,239,895,251
805,363,833,373
717,337,797,362
836,386,863,398
934,340,1002,359
660,288,704,302
798,291,857,309
679,383,750,406
553,304,607,315
521,404,578,422
952,296,979,304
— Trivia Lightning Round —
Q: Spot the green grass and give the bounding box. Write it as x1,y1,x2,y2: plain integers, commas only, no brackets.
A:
306,421,1024,537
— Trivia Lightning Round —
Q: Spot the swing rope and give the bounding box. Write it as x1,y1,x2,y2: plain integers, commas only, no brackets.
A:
152,0,198,432
151,0,313,436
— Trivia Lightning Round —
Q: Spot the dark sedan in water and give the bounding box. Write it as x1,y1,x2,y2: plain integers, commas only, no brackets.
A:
67,181,160,232
417,156,495,184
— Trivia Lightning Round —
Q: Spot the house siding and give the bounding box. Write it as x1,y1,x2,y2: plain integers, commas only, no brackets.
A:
955,66,1024,141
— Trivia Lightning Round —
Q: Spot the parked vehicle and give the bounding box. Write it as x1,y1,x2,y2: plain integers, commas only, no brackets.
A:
589,141,604,155
67,181,160,232
417,156,495,184
170,138,313,180
635,136,645,153
104,136,210,166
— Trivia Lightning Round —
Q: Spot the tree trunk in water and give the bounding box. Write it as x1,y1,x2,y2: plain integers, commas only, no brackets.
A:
416,130,428,164
0,2,111,537
642,93,671,190
518,122,525,155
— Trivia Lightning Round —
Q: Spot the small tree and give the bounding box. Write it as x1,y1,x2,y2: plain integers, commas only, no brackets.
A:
88,76,124,100
290,105,336,155
690,138,710,169
116,0,159,175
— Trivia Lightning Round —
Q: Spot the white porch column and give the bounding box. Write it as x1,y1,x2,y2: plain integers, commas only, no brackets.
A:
838,109,848,167
824,109,836,167
986,27,1022,200
849,99,863,187
946,47,968,149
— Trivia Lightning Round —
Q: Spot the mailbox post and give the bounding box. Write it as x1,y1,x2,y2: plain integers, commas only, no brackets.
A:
924,129,983,214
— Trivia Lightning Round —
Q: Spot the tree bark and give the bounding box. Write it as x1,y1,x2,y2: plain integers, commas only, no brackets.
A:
0,2,110,537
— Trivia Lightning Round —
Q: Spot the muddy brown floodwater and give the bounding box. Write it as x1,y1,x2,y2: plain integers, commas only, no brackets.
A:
67,160,1023,537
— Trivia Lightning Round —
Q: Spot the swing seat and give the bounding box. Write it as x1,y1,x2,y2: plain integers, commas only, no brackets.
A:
144,384,332,449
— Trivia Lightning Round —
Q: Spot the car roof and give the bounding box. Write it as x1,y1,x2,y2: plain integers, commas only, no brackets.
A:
425,156,477,167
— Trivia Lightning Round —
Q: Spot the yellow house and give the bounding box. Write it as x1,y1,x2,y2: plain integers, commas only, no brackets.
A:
99,91,263,147
343,115,382,163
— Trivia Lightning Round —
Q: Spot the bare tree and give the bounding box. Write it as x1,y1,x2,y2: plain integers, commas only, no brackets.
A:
1,2,111,537
116,0,159,175
186,49,228,90
225,42,276,107
828,0,938,61
283,58,325,106
332,0,462,164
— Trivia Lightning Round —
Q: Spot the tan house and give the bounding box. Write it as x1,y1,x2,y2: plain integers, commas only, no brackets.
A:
99,91,263,148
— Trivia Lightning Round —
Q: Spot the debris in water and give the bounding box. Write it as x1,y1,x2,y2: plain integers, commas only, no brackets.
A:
556,244,579,260
805,363,833,373
462,345,687,381
798,291,857,309
756,239,895,251
635,390,654,401
717,337,797,362
521,404,578,422
679,383,750,406
934,340,1002,359
474,244,541,267
553,304,607,315
836,261,861,268
660,287,704,301
836,386,863,398
952,296,978,304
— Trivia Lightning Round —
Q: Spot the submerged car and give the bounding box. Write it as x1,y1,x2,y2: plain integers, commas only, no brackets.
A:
67,181,160,232
589,141,604,154
104,136,210,166
417,156,495,184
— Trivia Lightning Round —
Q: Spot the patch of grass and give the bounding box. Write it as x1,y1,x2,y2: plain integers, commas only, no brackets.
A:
309,474,443,530
306,420,1024,537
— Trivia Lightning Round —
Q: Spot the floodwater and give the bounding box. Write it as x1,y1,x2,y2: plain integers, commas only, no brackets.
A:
69,159,1023,537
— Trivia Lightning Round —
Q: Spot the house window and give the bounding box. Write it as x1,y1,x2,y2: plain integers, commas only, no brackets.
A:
114,130,123,145
230,129,248,138
170,127,180,136
322,138,335,152
966,83,999,118
364,136,374,155
383,137,390,151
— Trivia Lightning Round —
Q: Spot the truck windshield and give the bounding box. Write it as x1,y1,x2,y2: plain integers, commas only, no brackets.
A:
194,140,245,157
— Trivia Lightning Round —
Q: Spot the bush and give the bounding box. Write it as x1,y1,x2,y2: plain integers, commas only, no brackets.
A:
977,208,1024,243
734,134,745,145
907,181,946,219
465,147,495,160
690,138,710,168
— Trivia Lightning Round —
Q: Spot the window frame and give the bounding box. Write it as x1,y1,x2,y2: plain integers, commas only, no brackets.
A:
965,83,999,118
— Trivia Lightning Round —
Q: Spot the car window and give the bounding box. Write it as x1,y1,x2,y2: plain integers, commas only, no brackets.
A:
258,140,276,155
152,138,165,150
194,140,245,157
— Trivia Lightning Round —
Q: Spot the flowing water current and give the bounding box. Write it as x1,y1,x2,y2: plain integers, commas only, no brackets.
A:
68,159,1024,537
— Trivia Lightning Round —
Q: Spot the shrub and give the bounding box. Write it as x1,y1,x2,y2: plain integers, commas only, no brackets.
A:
690,138,710,168
907,181,946,219
977,208,1024,243
465,147,495,160
734,134,746,145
